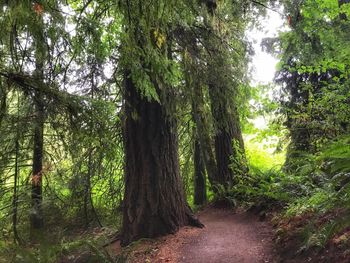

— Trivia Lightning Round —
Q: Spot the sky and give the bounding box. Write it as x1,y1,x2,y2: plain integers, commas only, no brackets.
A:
247,9,285,85
245,9,285,129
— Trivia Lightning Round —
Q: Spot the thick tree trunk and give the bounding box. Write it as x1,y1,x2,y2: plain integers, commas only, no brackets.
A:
193,139,207,205
121,72,203,246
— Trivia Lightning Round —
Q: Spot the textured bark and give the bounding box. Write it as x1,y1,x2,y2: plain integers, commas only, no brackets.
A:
191,82,217,186
208,90,245,186
184,43,217,188
194,140,207,205
121,72,203,246
206,50,246,186
30,93,44,231
30,17,45,234
204,1,247,188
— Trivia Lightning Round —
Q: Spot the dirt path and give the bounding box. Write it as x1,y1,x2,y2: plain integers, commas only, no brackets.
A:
110,207,277,263
173,208,277,263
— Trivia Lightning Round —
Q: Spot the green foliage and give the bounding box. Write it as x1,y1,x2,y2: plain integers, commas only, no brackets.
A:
245,138,285,171
0,235,115,263
273,136,350,252
0,0,349,259
229,139,248,177
211,184,237,207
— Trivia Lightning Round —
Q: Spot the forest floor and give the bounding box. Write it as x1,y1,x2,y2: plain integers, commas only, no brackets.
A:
109,207,278,262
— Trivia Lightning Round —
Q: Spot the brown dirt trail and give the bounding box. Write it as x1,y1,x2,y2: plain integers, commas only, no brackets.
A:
109,207,277,262
175,208,277,263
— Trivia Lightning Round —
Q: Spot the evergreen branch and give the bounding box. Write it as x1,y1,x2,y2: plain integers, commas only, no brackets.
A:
0,71,85,115
249,0,285,16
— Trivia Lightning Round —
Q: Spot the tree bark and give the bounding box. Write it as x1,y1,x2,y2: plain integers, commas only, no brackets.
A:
183,44,217,190
30,92,44,231
208,82,246,186
120,72,203,246
191,74,217,187
13,137,20,243
193,139,207,205
30,16,45,235
204,3,247,187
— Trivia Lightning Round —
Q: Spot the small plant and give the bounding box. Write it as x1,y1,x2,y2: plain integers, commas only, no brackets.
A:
212,184,237,208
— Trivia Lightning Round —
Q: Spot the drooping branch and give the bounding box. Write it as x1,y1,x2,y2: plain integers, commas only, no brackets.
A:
249,0,285,16
0,71,86,115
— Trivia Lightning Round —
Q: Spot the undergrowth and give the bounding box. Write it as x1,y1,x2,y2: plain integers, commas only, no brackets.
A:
0,227,117,263
234,135,350,253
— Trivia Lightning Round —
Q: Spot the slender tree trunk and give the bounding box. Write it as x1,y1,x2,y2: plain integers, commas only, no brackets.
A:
13,138,20,243
204,2,247,187
30,92,44,231
183,49,216,195
30,17,45,235
209,91,246,186
193,139,207,205
87,149,102,227
83,163,90,227
12,94,21,244
191,75,217,186
190,79,213,204
0,83,6,126
121,72,203,246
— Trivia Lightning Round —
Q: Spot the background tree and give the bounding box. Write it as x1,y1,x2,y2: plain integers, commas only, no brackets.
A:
203,0,249,188
275,0,350,169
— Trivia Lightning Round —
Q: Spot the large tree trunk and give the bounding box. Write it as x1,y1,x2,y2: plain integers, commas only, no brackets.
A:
120,72,203,246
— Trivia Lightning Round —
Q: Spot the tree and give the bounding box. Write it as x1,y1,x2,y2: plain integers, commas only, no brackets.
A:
275,0,350,168
30,9,46,233
181,36,216,205
119,0,203,246
203,0,248,188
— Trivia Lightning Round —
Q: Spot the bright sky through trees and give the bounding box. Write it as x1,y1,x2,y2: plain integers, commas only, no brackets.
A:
247,9,284,129
248,9,284,85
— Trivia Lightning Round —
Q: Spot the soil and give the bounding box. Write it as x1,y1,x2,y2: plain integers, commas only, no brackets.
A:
110,207,278,263
176,207,277,263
